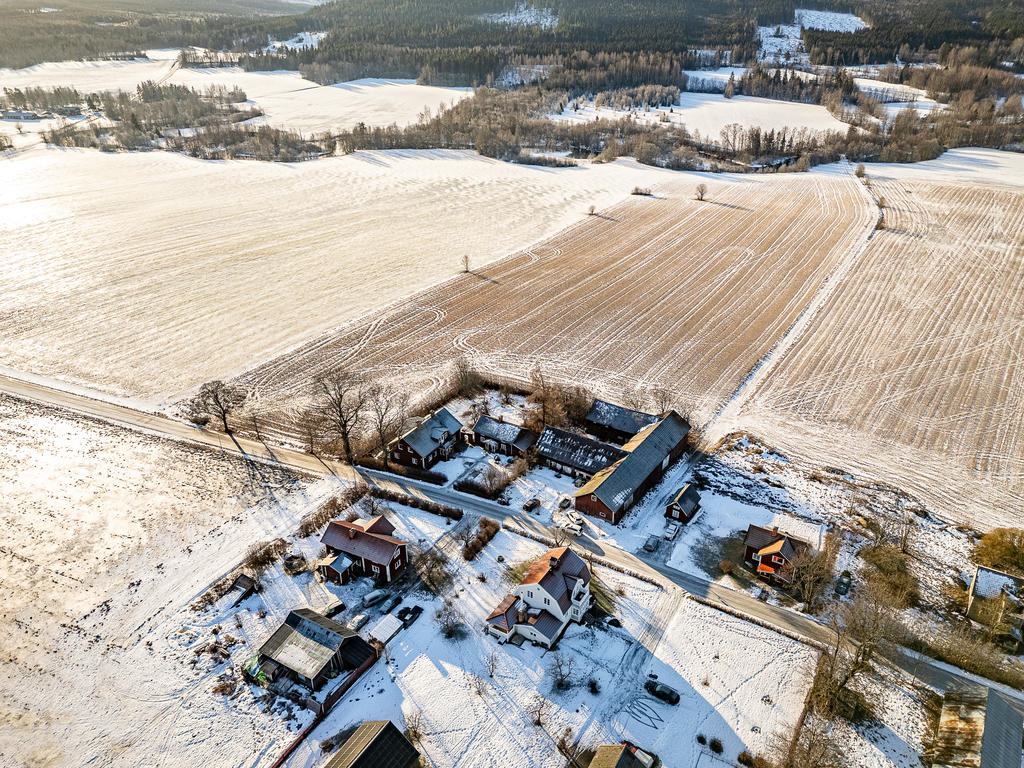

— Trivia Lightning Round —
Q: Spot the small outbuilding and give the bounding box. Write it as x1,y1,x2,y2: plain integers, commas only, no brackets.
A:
665,483,701,523
256,608,375,691
468,414,538,456
324,720,420,768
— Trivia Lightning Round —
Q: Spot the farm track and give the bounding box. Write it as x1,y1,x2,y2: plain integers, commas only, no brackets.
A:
238,173,873,441
737,178,1024,528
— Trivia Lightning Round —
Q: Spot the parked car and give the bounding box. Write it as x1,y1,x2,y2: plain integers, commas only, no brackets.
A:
558,497,572,509
497,497,510,506
397,604,423,628
348,613,369,631
384,596,403,614
522,498,540,512
663,521,681,540
362,589,388,607
835,570,853,596
644,680,680,705
324,600,346,618
620,741,656,768
642,535,660,552
607,617,622,628
566,510,584,526
559,520,583,537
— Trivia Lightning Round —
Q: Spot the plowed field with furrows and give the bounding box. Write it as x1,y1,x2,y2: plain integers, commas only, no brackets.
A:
737,179,1024,528
238,173,872,436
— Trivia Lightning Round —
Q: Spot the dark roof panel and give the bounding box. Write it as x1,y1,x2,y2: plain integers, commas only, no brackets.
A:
395,408,462,458
536,427,626,475
586,399,659,437
325,720,420,768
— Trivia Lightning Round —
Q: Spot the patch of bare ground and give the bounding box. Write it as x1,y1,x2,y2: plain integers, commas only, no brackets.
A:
237,172,872,440
733,178,1024,530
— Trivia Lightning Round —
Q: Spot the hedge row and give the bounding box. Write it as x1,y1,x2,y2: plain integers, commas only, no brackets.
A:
357,457,446,485
368,486,463,521
453,477,503,500
296,483,370,538
463,517,501,560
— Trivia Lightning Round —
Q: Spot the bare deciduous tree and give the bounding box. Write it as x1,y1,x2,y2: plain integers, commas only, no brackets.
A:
549,652,575,691
453,355,481,397
315,368,367,462
462,253,471,273
295,406,325,454
695,182,708,201
189,380,247,432
787,534,839,607
434,601,463,639
528,694,549,725
366,383,409,468
485,650,499,678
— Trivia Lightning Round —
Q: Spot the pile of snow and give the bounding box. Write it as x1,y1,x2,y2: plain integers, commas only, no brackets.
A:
480,4,557,30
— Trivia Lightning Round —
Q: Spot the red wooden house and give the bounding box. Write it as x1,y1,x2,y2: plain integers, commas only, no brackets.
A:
320,516,408,584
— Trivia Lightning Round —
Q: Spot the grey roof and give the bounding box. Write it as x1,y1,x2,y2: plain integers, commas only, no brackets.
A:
486,594,520,632
395,407,461,458
576,412,690,514
472,415,538,452
586,399,659,437
325,720,420,768
934,684,1023,768
258,609,371,680
322,519,407,565
670,483,701,515
524,608,563,640
522,547,592,613
536,427,626,474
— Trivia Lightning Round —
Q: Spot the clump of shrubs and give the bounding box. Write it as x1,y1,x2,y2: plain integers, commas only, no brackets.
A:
696,734,707,745
463,517,501,561
243,538,288,575
709,738,723,754
859,543,920,607
296,484,369,537
369,486,462,520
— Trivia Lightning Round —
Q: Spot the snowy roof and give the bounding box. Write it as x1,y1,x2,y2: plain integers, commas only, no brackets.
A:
585,399,659,437
521,547,591,613
536,427,625,474
472,415,538,451
369,614,404,645
576,412,690,513
258,609,358,680
745,514,824,555
322,519,407,565
589,745,643,768
394,407,462,458
971,566,1024,601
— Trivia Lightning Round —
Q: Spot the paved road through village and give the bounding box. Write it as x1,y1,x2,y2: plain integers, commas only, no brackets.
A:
3,367,1022,715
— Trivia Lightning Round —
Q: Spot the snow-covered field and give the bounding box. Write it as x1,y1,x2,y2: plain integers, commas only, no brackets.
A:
551,91,850,140
0,148,677,404
0,393,340,768
480,4,557,30
0,48,180,93
169,71,471,134
758,9,869,64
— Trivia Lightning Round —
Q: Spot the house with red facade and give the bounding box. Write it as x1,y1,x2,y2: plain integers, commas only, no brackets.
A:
573,411,690,524
320,516,408,584
665,483,701,523
742,518,824,586
388,407,462,469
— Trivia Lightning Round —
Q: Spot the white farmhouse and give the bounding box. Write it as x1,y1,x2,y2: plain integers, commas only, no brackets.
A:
484,547,592,648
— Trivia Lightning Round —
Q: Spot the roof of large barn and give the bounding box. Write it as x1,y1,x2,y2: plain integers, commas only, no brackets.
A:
324,720,420,768
394,407,462,458
258,609,369,680
933,684,1023,768
575,412,690,514
585,399,659,437
536,427,625,474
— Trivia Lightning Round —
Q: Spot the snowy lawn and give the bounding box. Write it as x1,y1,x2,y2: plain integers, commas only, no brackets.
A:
0,48,180,93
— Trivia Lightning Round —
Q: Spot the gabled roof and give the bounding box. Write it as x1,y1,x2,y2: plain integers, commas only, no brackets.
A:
589,745,644,768
258,608,364,680
536,427,626,475
322,519,407,565
971,566,1024,601
575,412,690,514
521,547,592,613
585,399,659,437
472,415,539,452
486,594,521,633
523,607,563,640
394,407,462,458
758,537,796,560
934,684,1023,768
360,515,396,536
744,516,824,555
324,720,420,768
670,483,701,514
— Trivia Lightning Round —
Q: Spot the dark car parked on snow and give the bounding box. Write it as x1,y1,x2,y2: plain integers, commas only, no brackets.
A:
644,680,680,705
522,498,541,512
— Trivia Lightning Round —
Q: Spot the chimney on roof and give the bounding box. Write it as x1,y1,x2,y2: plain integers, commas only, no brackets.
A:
772,526,779,536
549,555,559,571
347,526,356,539
516,607,526,624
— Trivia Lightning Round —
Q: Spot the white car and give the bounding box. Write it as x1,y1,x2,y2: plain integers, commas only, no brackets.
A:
560,521,583,537
566,511,585,526
348,614,369,631
664,521,681,540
